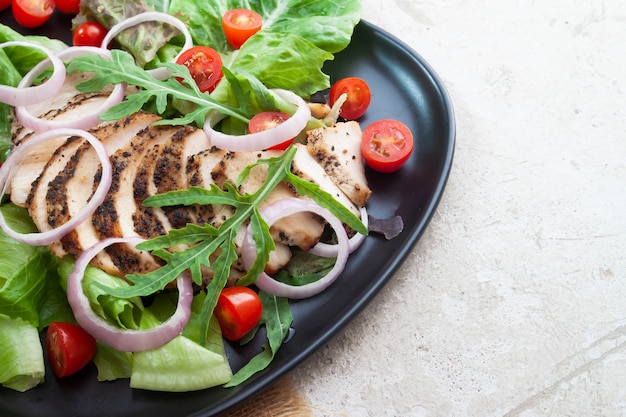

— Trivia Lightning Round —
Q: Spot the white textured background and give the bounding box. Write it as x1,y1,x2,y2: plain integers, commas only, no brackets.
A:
291,0,626,415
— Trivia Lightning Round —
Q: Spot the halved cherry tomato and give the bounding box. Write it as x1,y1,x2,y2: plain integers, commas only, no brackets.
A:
45,322,97,378
361,119,414,173
72,21,108,47
222,8,263,49
329,77,371,120
0,0,11,13
175,46,223,93
54,0,79,14
214,286,262,341
248,111,294,150
12,0,55,28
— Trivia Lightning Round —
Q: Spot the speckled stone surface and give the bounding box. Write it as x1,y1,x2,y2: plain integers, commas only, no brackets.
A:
289,0,626,415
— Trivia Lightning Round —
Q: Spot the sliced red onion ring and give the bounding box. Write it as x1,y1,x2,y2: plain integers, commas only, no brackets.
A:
66,236,193,352
204,89,311,152
15,46,126,133
308,205,368,257
0,41,66,107
101,11,194,80
241,197,349,299
0,128,112,246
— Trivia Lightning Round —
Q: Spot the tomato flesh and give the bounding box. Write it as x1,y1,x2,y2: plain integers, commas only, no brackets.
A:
222,8,263,49
12,0,55,28
361,119,414,173
248,111,293,150
176,46,224,93
54,0,80,14
45,322,97,378
214,286,262,341
72,21,108,47
329,77,371,120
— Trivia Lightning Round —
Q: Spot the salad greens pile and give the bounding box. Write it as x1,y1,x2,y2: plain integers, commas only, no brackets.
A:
0,0,363,393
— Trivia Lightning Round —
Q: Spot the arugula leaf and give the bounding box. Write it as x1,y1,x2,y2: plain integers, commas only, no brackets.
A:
95,145,365,347
67,50,249,126
224,291,292,387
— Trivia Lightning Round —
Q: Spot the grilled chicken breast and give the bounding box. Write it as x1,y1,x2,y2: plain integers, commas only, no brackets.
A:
9,89,371,281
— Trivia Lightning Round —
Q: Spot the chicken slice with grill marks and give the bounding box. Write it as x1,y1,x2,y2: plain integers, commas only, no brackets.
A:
9,93,115,207
209,149,323,275
291,143,361,217
90,123,188,276
305,121,372,207
31,112,162,273
151,126,215,230
185,146,233,229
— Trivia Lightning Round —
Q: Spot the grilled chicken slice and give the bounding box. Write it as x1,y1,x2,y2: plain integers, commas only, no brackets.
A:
210,149,325,252
306,122,372,207
9,93,114,207
37,112,161,273
291,143,360,217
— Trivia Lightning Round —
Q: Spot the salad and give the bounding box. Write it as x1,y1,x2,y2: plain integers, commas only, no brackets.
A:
0,0,413,394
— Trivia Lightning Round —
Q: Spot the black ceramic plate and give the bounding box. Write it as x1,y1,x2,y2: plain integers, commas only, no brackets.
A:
0,9,455,417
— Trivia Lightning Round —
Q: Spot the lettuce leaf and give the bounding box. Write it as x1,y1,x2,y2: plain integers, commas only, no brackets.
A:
0,315,45,392
167,0,361,54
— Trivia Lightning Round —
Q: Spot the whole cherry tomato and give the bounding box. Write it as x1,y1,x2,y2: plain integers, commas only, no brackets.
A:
175,46,224,93
72,21,108,47
222,8,263,49
361,119,414,173
12,0,55,28
46,322,97,378
329,76,371,120
248,111,294,150
214,286,263,341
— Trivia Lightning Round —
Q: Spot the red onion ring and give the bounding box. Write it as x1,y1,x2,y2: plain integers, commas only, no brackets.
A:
0,128,112,246
15,46,127,133
0,41,66,107
204,89,311,152
241,197,349,299
101,12,194,80
66,236,193,352
308,205,368,257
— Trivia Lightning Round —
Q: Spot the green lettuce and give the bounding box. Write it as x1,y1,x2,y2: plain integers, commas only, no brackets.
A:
0,315,45,392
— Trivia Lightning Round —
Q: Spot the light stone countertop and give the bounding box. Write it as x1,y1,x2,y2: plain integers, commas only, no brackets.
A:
287,0,625,416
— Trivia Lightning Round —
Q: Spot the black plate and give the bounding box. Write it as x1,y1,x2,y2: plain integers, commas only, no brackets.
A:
0,9,455,417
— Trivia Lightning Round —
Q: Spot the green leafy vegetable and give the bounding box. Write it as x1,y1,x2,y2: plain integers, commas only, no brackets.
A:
224,291,292,387
0,315,45,392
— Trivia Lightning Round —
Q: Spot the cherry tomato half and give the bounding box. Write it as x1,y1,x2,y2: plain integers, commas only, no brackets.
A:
222,8,263,49
45,322,97,378
0,0,11,13
248,111,294,150
12,0,55,28
329,77,371,120
361,119,414,173
175,46,224,93
54,0,79,14
72,21,108,47
214,286,262,341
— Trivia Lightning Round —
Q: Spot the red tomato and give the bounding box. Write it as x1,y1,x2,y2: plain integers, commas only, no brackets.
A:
175,46,224,93
329,77,371,120
54,0,79,14
361,119,414,173
45,322,97,378
12,0,55,28
72,21,108,47
222,8,263,49
248,111,293,150
214,286,262,341
0,0,11,12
